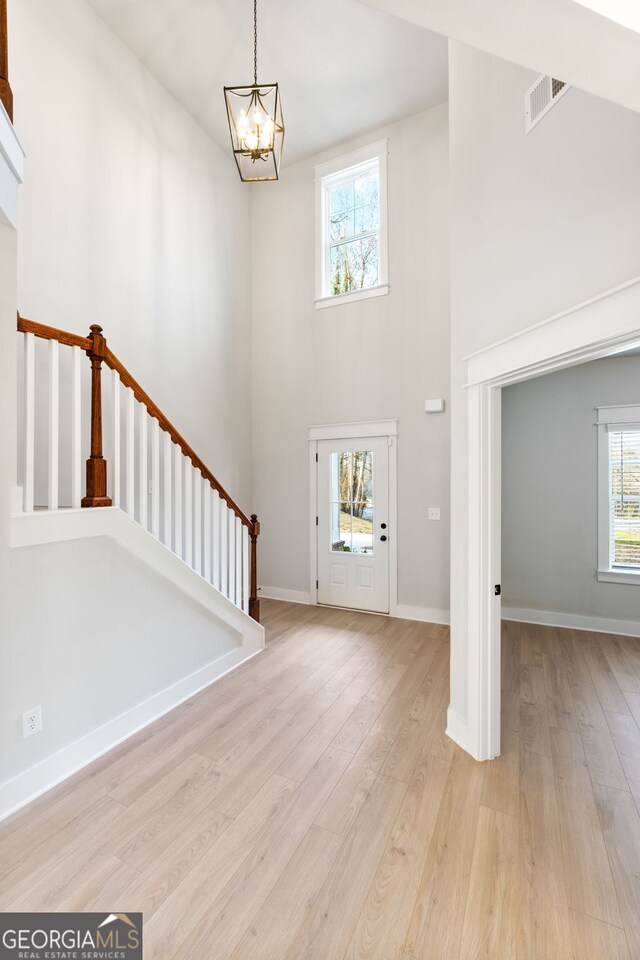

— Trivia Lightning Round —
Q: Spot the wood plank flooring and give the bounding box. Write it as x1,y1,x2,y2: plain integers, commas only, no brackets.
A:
1,603,640,959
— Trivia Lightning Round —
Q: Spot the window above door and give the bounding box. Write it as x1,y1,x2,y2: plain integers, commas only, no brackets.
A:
314,140,388,309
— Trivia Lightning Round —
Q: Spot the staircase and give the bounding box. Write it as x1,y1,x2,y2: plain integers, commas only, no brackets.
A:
12,315,263,636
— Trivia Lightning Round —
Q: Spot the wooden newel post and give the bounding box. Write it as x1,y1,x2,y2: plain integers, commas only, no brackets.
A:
0,0,13,122
249,514,260,622
81,324,112,508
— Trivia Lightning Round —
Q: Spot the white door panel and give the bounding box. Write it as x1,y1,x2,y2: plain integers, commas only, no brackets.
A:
317,436,389,613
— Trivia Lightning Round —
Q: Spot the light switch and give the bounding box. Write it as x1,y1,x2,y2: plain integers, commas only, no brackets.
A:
428,507,441,521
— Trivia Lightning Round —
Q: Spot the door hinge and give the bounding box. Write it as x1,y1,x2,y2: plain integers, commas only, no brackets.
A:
315,452,318,462
316,516,318,526
316,580,319,590
494,584,501,596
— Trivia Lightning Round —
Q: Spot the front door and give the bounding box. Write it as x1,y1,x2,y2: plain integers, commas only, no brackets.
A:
317,436,389,613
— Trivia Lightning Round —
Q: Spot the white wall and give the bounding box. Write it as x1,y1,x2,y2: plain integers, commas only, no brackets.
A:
502,356,640,623
250,103,450,616
0,0,255,800
449,41,640,734
11,0,253,508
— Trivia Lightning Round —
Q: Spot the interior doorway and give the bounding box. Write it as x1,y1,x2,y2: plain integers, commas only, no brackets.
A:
457,277,640,762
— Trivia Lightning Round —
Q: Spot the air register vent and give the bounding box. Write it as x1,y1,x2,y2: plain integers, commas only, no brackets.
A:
525,74,570,133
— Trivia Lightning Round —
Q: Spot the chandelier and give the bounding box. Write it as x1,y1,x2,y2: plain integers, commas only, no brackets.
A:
224,0,285,182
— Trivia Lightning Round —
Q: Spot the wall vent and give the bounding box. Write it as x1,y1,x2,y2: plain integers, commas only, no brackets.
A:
525,74,570,133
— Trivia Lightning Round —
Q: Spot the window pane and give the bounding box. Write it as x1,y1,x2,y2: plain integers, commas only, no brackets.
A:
354,201,379,235
609,430,640,568
355,173,379,206
330,183,354,216
330,236,379,293
330,209,355,242
331,503,353,552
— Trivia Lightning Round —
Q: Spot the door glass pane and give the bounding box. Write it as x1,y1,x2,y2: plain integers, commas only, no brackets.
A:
330,451,374,554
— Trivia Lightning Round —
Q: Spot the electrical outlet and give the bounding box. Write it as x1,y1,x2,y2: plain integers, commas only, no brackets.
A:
428,507,441,521
23,705,42,739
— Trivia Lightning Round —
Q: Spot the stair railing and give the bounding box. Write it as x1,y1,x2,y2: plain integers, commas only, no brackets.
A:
16,316,261,622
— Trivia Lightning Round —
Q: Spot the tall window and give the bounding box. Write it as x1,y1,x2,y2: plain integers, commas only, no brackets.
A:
315,141,388,308
597,405,640,583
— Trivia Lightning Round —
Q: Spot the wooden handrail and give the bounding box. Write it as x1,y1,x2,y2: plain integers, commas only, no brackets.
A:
103,347,254,529
17,317,261,619
17,315,255,530
0,0,13,122
18,317,91,351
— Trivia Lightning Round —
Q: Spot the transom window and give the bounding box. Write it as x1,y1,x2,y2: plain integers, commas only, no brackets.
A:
315,141,388,308
597,405,640,584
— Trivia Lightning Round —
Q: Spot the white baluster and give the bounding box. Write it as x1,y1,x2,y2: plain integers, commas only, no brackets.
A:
174,444,182,558
151,417,160,538
212,490,221,590
23,332,35,513
184,458,193,566
242,523,250,613
138,404,148,528
48,340,59,510
112,372,121,508
163,432,172,548
235,516,242,607
227,506,235,602
194,471,202,575
125,387,135,517
220,497,228,596
203,484,212,582
71,346,82,509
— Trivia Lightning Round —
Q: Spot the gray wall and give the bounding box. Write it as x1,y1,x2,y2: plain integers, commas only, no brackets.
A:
502,356,640,621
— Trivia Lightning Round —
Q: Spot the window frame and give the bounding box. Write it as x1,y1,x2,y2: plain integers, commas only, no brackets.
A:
314,140,389,309
596,403,640,584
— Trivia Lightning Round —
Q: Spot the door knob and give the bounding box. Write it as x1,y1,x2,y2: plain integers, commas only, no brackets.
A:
380,535,387,542
380,523,387,529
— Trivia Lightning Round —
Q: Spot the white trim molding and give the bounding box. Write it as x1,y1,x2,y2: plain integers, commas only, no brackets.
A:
259,586,313,605
0,101,25,229
503,606,640,640
309,419,398,441
458,273,640,763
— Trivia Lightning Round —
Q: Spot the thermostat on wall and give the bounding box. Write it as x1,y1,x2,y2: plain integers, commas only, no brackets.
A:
424,398,445,413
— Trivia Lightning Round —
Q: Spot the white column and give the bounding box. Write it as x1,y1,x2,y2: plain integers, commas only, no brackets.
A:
71,346,82,509
212,490,221,590
125,387,135,517
151,417,160,538
138,404,148,528
112,372,121,508
184,459,193,566
48,339,59,510
242,524,250,613
203,483,212,582
163,432,172,548
23,332,35,513
174,445,183,559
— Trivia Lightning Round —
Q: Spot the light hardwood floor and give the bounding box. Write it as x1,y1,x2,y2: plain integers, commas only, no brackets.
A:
2,601,640,959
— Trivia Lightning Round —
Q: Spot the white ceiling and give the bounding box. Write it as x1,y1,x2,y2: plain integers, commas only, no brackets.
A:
357,0,640,115
84,0,448,164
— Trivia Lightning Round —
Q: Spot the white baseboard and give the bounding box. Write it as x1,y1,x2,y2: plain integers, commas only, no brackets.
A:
393,604,450,625
0,645,262,822
502,606,640,639
446,705,469,751
259,585,312,605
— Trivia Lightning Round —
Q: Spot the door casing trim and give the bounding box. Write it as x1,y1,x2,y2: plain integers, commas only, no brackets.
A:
309,420,398,615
